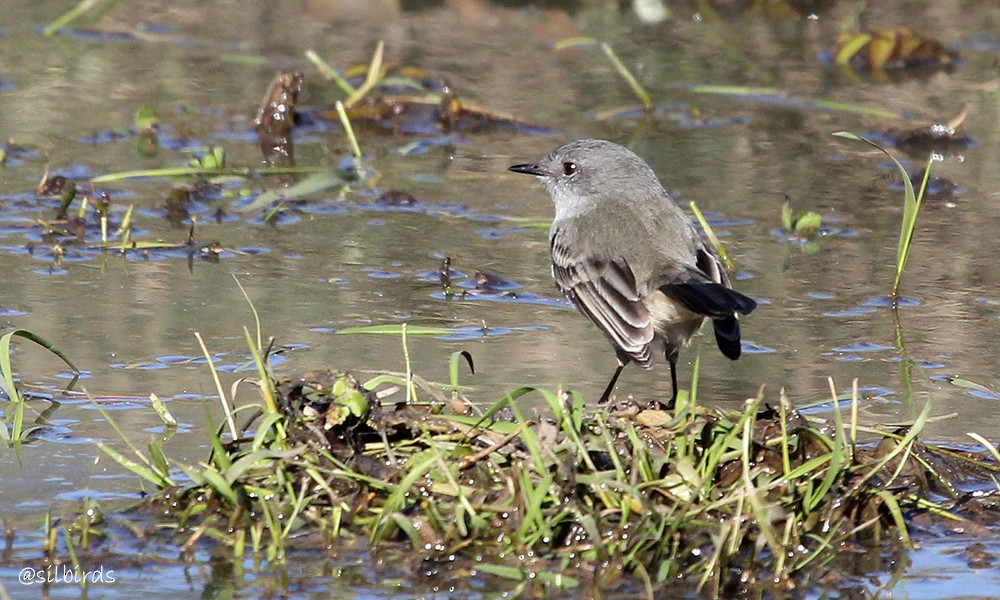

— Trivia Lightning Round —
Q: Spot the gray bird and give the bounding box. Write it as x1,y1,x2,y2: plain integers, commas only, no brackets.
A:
509,139,756,409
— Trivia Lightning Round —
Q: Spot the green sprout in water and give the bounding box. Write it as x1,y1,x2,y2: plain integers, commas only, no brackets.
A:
834,131,932,300
0,329,79,444
192,146,226,170
133,105,159,135
781,195,822,239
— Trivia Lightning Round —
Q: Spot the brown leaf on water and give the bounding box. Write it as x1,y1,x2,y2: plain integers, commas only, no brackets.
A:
883,106,975,155
164,187,192,227
37,217,86,241
308,57,550,135
254,71,303,167
375,190,418,207
36,172,69,196
473,271,515,292
342,62,427,86
962,543,996,569
337,93,544,135
255,71,303,131
834,26,959,72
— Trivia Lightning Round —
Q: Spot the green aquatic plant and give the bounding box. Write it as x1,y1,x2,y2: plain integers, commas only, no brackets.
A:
780,195,822,239
0,329,79,444
133,105,159,134
834,131,932,301
192,146,226,170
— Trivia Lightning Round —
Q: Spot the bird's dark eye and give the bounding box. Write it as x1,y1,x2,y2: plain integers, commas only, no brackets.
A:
562,161,578,176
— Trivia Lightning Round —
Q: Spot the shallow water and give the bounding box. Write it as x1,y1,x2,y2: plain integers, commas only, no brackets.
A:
2,0,1000,597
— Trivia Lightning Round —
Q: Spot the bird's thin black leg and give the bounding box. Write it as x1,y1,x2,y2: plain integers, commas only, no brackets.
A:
662,356,678,411
598,363,625,404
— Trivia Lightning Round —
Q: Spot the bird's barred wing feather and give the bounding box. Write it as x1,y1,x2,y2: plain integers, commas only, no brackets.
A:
550,228,655,368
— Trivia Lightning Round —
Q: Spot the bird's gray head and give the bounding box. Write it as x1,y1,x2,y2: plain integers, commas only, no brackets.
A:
509,139,665,219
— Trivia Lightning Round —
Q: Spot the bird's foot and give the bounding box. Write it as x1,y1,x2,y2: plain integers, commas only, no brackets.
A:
645,398,674,412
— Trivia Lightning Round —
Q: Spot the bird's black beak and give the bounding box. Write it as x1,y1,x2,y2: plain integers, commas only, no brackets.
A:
508,162,545,177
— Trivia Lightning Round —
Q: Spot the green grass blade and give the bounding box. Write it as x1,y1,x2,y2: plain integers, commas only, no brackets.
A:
874,489,911,548
197,465,238,506
833,132,931,299
42,0,107,36
448,350,475,388
689,201,735,273
694,85,906,119
0,329,79,386
233,275,263,351
97,442,172,488
193,331,238,441
149,393,177,428
244,327,280,417
89,165,326,184
966,432,1000,463
600,42,653,110
90,398,175,487
238,169,350,213
305,49,356,96
372,450,439,543
336,100,364,161
344,40,385,108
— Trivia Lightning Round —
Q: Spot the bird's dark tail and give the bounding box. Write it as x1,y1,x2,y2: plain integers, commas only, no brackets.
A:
713,316,742,360
659,283,757,361
660,283,756,318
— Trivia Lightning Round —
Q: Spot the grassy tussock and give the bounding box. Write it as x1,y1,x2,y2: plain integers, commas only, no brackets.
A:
84,334,1000,597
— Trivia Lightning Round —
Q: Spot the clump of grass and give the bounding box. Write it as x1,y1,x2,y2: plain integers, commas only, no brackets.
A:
85,325,1000,596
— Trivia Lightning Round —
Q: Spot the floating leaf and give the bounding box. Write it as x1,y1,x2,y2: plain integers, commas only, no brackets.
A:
781,196,823,241
833,27,958,72
690,85,906,119
303,47,551,135
192,146,226,170
947,376,1000,399
834,32,872,66
780,199,794,232
134,105,159,135
794,211,822,237
238,169,350,213
881,106,975,155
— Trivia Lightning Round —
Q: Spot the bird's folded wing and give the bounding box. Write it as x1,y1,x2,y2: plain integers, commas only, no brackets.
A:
551,232,655,367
